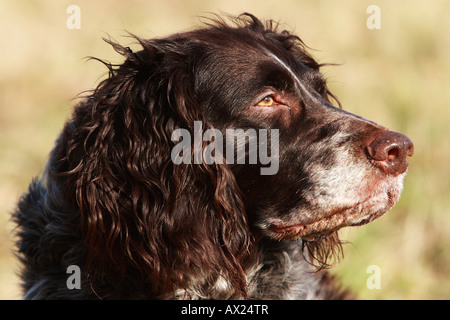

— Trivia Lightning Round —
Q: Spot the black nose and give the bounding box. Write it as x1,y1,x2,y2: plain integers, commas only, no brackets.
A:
366,131,414,175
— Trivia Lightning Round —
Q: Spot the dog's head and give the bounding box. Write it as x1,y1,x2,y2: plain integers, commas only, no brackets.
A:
55,13,413,297
160,13,413,250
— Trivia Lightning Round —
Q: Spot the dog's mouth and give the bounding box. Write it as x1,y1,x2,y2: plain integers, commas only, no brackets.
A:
269,208,382,241
268,187,401,241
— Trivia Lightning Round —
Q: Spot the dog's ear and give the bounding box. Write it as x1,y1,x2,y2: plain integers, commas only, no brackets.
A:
56,37,251,298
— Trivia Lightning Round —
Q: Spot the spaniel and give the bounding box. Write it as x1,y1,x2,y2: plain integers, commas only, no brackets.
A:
14,13,413,299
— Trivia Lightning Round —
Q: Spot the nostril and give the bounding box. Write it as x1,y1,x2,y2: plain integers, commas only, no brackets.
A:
366,131,414,175
387,146,400,162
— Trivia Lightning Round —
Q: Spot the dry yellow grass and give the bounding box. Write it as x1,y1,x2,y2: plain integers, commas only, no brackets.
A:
1,0,449,299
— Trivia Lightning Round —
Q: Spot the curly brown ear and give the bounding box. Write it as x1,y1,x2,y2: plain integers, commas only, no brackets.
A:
54,36,251,298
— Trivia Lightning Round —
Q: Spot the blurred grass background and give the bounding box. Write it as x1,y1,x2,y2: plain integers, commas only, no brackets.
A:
1,0,449,299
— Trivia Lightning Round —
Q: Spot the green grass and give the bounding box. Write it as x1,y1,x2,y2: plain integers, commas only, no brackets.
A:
1,0,449,299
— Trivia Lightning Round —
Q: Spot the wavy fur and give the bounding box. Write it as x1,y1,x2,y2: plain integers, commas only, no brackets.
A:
14,13,412,299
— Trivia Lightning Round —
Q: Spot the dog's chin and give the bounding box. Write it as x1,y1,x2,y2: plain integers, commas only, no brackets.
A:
268,210,380,242
268,209,385,241
266,179,404,242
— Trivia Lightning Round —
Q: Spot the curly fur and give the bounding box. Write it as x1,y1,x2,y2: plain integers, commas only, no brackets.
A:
13,13,413,299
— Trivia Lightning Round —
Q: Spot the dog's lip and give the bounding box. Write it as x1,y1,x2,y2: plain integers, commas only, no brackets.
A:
270,223,306,234
268,206,388,241
269,205,354,238
269,220,339,241
268,181,404,241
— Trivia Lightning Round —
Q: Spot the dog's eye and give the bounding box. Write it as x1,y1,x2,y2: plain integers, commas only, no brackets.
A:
256,96,275,107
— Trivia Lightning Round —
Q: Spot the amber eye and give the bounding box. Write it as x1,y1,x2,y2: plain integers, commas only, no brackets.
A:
256,96,275,107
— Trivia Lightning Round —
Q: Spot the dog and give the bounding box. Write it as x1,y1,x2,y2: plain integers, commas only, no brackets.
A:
13,13,413,299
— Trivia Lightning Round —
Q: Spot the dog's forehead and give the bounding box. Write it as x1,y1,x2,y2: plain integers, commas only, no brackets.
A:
263,51,322,102
188,25,330,111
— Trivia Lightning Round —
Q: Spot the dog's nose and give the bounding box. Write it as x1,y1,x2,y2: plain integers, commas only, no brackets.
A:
366,131,414,175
